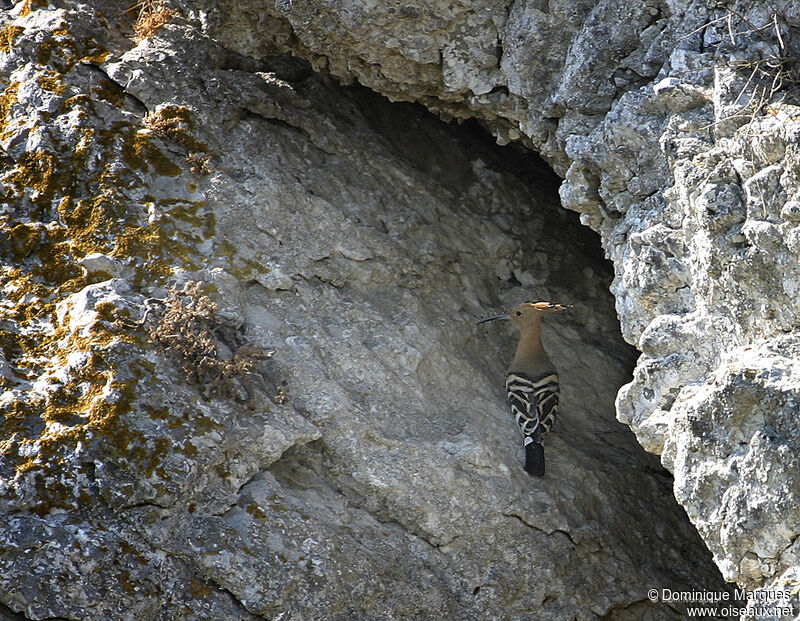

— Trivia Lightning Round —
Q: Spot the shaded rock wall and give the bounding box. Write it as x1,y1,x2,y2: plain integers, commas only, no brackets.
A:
177,0,800,607
0,0,733,619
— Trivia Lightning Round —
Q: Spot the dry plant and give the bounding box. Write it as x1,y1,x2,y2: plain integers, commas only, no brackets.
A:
142,105,208,153
689,3,800,218
273,384,289,404
700,3,800,123
186,151,214,176
147,281,272,400
130,0,178,44
143,109,187,141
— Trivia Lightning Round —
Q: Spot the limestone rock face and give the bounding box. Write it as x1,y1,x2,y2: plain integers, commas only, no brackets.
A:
565,3,800,597
0,1,731,620
181,0,800,610
175,0,800,612
176,0,671,175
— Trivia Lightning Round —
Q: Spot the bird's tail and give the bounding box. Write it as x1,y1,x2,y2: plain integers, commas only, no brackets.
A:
523,437,545,476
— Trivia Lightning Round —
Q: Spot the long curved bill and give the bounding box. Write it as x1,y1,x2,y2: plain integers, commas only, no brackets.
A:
476,313,509,325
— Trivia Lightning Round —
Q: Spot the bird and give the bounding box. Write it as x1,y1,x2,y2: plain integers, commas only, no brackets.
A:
477,301,570,476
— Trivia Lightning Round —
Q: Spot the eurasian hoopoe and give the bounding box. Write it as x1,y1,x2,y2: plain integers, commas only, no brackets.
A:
477,301,570,476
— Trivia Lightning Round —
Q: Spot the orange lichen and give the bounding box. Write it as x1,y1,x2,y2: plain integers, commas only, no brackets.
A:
111,223,178,284
118,540,149,565
112,223,163,257
0,347,143,514
6,222,41,258
121,131,183,177
146,405,170,420
60,94,94,116
188,578,213,597
246,503,267,520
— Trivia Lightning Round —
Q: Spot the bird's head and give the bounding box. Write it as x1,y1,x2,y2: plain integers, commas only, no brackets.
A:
477,301,571,330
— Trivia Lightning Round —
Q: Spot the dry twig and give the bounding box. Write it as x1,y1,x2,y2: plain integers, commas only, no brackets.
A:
130,0,178,44
147,281,272,400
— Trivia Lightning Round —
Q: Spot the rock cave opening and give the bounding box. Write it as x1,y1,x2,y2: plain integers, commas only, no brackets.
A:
0,1,741,617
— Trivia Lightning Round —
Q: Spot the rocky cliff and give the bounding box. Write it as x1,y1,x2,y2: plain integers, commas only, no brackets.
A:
1,0,797,619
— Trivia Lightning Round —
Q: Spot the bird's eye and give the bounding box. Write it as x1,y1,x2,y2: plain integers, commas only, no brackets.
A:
515,311,522,316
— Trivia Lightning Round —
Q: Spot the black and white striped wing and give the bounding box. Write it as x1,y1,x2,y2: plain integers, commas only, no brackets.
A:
504,372,559,440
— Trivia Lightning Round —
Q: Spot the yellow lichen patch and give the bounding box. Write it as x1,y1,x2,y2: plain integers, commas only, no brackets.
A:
60,94,93,116
130,358,156,379
0,16,230,517
88,317,136,348
145,437,171,476
0,24,24,54
118,540,148,565
73,126,95,159
2,310,65,380
120,131,154,173
58,189,130,256
2,270,50,305
32,241,85,291
36,36,80,71
118,234,175,284
5,151,63,210
192,412,219,433
86,307,145,350
0,348,142,513
160,198,210,224
181,440,198,457
0,223,85,308
94,300,117,322
113,223,164,260
246,503,268,520
0,80,19,137
39,353,112,425
6,221,42,258
112,203,218,282
19,0,48,17
81,47,111,65
37,70,67,95
0,327,28,363
146,404,170,420
214,244,266,281
120,130,183,177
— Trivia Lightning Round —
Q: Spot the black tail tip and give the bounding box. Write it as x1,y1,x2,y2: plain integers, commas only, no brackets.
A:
524,442,545,476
